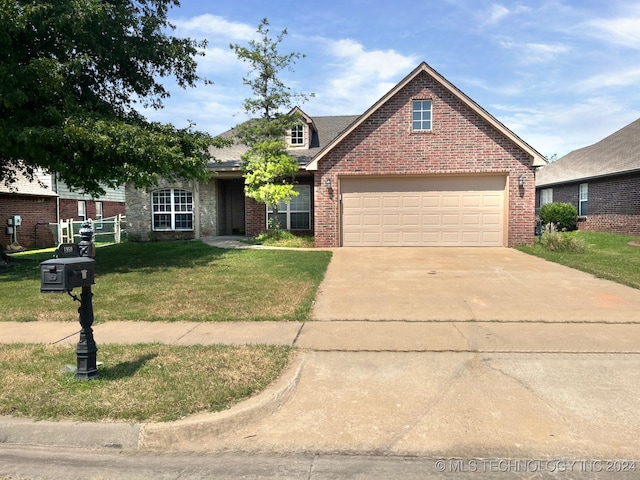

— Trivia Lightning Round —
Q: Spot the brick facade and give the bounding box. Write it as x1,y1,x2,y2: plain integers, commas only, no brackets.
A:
58,199,125,222
313,70,536,248
0,194,57,249
245,175,315,237
537,173,640,236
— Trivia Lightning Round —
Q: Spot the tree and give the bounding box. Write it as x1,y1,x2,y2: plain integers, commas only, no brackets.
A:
0,0,228,196
230,18,313,230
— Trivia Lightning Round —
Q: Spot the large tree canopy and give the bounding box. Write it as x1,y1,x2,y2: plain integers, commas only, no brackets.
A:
0,0,226,196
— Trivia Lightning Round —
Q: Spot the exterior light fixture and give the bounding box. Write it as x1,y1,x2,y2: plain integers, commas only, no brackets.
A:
325,178,332,189
518,175,524,187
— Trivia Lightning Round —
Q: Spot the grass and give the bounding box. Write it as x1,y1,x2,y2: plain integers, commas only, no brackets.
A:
516,231,640,289
0,343,292,422
0,240,332,323
243,230,316,248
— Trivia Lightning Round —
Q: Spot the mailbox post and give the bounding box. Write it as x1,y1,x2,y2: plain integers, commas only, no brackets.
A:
40,221,98,380
76,221,98,380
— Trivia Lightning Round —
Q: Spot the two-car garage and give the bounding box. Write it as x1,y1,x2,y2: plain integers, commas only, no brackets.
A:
340,175,507,247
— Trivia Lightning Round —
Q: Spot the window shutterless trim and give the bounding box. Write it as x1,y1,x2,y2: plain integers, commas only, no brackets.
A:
266,185,311,230
152,188,194,231
412,99,433,131
579,183,588,216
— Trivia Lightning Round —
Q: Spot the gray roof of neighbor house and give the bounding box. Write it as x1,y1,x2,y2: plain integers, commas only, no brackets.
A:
536,117,640,187
208,115,360,171
0,170,58,197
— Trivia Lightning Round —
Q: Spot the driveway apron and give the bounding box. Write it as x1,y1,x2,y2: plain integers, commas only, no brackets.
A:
311,247,640,322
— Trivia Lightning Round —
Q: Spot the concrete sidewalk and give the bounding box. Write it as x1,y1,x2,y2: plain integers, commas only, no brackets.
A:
3,320,640,353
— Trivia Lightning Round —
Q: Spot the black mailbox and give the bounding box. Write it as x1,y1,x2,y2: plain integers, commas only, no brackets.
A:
40,257,95,293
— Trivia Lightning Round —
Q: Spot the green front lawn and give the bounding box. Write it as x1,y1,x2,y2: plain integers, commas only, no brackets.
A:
516,231,640,289
0,240,332,323
0,343,292,422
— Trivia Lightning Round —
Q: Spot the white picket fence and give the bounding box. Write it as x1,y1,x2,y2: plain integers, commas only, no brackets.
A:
52,214,125,245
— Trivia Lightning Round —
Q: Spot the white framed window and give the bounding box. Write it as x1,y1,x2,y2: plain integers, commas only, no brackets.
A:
412,99,432,131
152,188,194,231
95,201,103,230
579,183,588,216
540,188,553,206
77,201,86,221
267,185,311,230
290,124,305,146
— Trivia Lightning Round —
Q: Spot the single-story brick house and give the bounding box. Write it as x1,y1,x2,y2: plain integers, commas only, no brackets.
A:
126,62,546,247
1,170,58,250
535,117,640,236
1,169,126,250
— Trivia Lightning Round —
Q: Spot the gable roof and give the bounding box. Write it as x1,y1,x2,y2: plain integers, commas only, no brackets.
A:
306,61,547,170
536,117,640,187
210,114,359,171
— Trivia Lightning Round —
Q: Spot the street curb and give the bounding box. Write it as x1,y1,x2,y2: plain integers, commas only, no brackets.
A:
0,416,142,450
138,351,307,450
0,352,306,451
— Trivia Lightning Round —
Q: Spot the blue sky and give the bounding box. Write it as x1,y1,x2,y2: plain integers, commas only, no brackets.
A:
143,0,640,159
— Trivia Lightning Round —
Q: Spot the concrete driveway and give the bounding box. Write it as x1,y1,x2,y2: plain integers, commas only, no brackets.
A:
311,247,640,322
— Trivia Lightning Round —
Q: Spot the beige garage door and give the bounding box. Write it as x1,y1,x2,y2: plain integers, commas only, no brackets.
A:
341,176,506,247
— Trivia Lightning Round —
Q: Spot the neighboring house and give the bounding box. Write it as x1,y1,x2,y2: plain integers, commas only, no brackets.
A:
1,169,126,249
126,62,546,247
536,118,640,236
49,175,126,227
1,170,58,249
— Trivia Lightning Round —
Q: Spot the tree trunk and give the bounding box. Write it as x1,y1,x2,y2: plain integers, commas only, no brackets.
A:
270,205,282,231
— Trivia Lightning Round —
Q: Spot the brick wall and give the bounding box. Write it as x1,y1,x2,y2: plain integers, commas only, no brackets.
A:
245,175,315,237
538,173,640,236
1,194,57,249
59,199,125,221
313,70,536,248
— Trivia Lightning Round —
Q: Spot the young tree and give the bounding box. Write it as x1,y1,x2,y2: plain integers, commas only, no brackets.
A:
230,18,313,230
0,0,228,196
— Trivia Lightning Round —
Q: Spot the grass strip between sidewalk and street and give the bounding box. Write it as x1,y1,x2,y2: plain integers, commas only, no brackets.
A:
0,240,332,323
0,343,293,422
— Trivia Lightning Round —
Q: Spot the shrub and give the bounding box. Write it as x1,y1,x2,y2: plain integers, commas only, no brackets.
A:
539,223,587,253
539,202,578,231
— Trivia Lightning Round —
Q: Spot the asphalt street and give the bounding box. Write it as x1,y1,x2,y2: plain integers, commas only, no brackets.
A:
1,445,638,480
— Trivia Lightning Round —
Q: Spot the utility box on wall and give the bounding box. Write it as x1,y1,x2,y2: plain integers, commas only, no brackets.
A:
7,215,22,226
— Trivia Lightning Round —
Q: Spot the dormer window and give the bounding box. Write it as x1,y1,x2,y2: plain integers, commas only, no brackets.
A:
290,124,305,146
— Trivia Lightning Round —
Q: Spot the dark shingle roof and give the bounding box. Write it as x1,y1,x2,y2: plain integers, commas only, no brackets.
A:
208,115,360,171
536,118,640,187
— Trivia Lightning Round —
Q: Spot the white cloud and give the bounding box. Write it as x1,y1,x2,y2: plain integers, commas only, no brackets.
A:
173,14,255,41
575,67,640,93
457,75,525,97
492,97,640,157
588,13,640,49
313,39,418,113
487,4,510,24
499,41,571,64
481,3,531,26
197,46,244,74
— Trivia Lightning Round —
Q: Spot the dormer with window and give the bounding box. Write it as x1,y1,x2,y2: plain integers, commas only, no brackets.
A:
287,107,316,149
290,124,305,146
